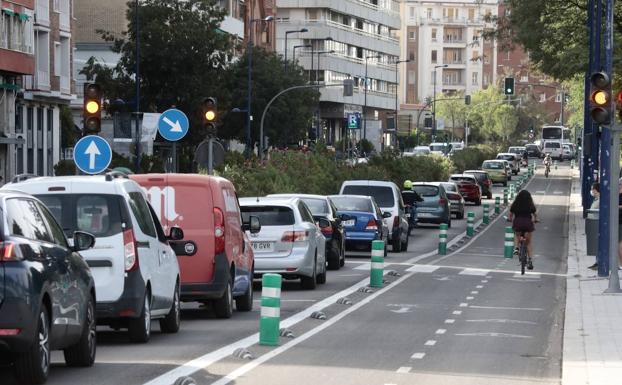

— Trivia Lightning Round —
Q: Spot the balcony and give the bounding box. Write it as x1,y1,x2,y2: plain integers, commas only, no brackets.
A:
325,19,398,45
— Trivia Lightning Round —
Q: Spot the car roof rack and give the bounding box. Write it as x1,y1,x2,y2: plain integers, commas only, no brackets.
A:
105,171,130,181
11,173,39,183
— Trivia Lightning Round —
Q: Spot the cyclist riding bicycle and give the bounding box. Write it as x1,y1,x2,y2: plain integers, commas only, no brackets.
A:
543,154,552,176
508,189,539,270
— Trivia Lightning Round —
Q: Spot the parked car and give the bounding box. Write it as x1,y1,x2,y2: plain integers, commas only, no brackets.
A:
448,174,482,206
496,153,520,175
132,174,259,318
239,197,327,290
4,173,183,343
542,140,563,160
481,160,509,186
0,191,97,384
525,143,542,158
339,180,409,252
463,170,493,199
439,182,465,219
508,146,528,166
403,146,431,157
268,194,345,270
410,183,452,227
328,195,390,255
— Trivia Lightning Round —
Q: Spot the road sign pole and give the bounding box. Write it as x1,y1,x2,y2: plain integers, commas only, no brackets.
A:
208,139,214,176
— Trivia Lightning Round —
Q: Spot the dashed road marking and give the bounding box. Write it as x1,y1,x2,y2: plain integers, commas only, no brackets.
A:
436,329,447,334
445,319,455,324
459,268,490,276
411,352,426,359
471,291,479,294
406,264,440,273
481,280,488,283
469,305,544,311
453,310,462,315
424,340,436,346
476,285,484,288
396,367,411,373
459,303,469,307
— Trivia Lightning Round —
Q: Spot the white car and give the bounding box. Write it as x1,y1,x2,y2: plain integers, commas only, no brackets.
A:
543,140,563,160
3,173,183,343
239,197,327,290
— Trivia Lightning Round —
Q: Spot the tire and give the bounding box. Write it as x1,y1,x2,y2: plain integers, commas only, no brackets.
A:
446,219,452,229
401,237,409,252
316,268,327,284
475,199,481,206
503,181,508,187
457,211,464,220
384,243,388,257
213,275,234,319
392,232,402,253
64,296,96,367
160,283,181,333
301,256,317,290
487,192,492,199
327,244,340,270
235,268,254,312
339,242,345,267
129,291,151,343
14,306,50,384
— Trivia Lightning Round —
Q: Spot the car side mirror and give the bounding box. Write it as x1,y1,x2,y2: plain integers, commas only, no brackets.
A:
382,212,392,219
243,215,261,234
317,217,331,229
73,231,95,252
168,226,184,241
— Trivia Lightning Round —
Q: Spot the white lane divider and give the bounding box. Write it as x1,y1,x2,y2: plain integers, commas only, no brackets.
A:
453,310,462,315
411,352,426,359
459,303,469,307
476,285,484,288
424,340,436,346
444,319,455,324
466,296,474,300
459,268,490,276
435,329,447,334
406,264,441,273
396,367,412,373
471,291,479,294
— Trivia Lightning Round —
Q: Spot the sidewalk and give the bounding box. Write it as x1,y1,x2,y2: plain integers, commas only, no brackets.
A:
563,169,622,385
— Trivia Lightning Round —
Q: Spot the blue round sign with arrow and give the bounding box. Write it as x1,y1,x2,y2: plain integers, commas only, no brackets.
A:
158,108,189,141
73,135,112,175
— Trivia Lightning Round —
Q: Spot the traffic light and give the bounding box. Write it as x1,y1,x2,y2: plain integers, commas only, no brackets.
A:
504,77,515,95
464,95,471,105
83,83,102,135
203,97,217,123
589,71,611,125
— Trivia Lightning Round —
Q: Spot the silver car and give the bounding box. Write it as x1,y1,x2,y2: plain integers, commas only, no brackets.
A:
239,197,327,290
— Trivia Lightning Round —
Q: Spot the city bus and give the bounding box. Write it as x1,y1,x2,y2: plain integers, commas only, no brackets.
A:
542,125,571,142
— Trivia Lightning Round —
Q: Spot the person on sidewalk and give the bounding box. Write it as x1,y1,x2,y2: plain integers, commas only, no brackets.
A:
588,182,600,270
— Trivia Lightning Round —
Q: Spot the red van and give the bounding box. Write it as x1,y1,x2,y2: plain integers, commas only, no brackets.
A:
131,174,258,318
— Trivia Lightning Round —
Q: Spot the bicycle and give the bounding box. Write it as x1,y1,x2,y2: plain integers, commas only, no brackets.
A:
517,231,529,275
544,163,551,178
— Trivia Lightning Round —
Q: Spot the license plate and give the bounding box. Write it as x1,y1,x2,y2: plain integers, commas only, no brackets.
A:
418,213,433,218
252,242,274,252
343,220,355,226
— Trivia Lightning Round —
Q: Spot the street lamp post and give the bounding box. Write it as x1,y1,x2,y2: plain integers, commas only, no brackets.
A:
134,0,141,172
246,16,274,158
284,28,308,73
392,59,411,149
292,44,311,69
432,64,448,142
315,49,335,141
363,54,381,141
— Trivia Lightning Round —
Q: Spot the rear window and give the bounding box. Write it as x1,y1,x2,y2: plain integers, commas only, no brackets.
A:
545,142,561,148
412,185,439,197
300,198,329,215
450,176,476,184
36,194,126,238
330,197,373,213
241,206,295,226
466,172,487,181
482,161,504,169
341,185,395,207
497,154,515,160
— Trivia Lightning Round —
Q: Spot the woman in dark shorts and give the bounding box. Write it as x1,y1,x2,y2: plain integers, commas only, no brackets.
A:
508,190,539,269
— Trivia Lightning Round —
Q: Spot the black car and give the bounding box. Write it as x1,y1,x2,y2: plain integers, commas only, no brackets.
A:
0,191,96,384
525,144,542,158
268,194,346,270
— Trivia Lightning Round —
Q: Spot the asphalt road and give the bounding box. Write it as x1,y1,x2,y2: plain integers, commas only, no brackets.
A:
0,163,571,385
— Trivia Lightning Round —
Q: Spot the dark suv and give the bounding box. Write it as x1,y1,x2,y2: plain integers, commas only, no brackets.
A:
0,191,96,384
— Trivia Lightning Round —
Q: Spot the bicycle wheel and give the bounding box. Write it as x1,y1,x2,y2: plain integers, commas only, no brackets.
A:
519,242,527,275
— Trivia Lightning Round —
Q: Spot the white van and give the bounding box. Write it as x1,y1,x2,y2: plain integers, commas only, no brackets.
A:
543,140,563,160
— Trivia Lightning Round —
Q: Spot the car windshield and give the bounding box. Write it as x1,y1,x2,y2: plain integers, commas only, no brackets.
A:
330,196,373,213
341,185,395,207
300,198,329,215
240,206,295,226
483,161,504,169
545,142,561,148
412,185,439,197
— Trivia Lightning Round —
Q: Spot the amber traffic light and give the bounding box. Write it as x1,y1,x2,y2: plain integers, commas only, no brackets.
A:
203,97,217,123
589,71,611,125
83,83,102,134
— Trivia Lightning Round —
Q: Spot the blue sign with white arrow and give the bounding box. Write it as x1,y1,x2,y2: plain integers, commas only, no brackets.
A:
158,108,189,141
73,135,112,175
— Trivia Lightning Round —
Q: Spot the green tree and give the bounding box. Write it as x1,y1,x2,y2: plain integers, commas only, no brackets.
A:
435,91,467,141
218,48,319,147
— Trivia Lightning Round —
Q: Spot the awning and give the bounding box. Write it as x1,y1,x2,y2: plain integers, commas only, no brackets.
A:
18,13,30,21
1,8,15,16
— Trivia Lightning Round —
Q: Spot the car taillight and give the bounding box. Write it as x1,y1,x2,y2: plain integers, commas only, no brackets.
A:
281,231,310,242
214,207,225,254
320,225,333,236
0,242,20,262
439,198,447,205
365,219,378,231
123,229,138,272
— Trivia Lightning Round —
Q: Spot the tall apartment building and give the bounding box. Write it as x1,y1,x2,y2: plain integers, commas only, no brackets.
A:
245,0,276,51
275,0,401,149
0,0,35,182
14,0,74,177
402,0,498,104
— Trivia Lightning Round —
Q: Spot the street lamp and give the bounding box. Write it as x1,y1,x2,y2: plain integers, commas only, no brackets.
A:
246,15,274,158
432,64,448,141
391,59,411,149
363,54,382,141
314,49,335,142
284,28,308,73
292,44,311,68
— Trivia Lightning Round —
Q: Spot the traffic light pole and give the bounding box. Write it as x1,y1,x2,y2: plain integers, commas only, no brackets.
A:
134,0,141,172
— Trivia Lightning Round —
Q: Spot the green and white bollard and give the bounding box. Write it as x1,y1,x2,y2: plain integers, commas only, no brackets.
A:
503,188,509,205
466,212,475,237
483,204,490,225
495,197,500,214
510,184,516,200
438,224,448,255
554,161,558,170
370,240,385,288
260,274,282,346
504,226,514,258
571,159,575,169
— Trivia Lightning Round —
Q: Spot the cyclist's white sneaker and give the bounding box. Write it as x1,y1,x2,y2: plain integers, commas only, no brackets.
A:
513,247,520,256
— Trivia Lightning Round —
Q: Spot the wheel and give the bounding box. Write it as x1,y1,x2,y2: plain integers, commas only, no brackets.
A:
487,192,492,199
457,211,464,220
384,242,388,257
160,282,181,333
14,306,50,384
327,243,340,270
503,181,508,187
392,232,402,252
520,244,527,275
339,241,345,267
401,236,409,252
235,268,254,312
316,266,327,284
129,291,151,343
301,256,317,290
213,275,234,319
445,218,452,229
64,296,96,367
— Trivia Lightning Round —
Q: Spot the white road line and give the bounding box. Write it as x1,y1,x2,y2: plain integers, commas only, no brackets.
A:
445,319,455,324
481,280,488,283
471,291,479,294
455,332,532,339
353,263,372,271
485,275,492,279
466,296,474,300
338,274,364,277
411,352,426,359
405,264,440,273
459,303,469,307
453,310,462,315
396,367,412,373
459,268,490,276
476,285,484,288
469,305,544,311
424,340,436,346
206,272,416,385
465,319,538,325
436,329,447,334
512,273,541,279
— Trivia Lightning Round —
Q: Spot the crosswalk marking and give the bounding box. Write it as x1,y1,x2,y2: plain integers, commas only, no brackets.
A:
406,264,440,273
459,268,490,276
396,366,411,373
